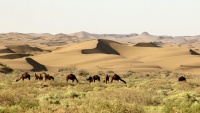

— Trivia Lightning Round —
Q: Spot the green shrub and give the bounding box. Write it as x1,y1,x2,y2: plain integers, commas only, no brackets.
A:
107,70,114,74
78,69,89,77
58,65,77,73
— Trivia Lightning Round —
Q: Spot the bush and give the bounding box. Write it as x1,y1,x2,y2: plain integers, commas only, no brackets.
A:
163,92,200,113
78,69,89,77
58,66,77,73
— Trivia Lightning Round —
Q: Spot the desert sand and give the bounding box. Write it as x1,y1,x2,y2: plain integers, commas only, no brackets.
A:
1,32,200,74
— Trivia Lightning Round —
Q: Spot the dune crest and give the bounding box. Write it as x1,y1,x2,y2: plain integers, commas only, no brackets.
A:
134,42,160,47
189,49,200,55
82,39,120,55
7,45,44,54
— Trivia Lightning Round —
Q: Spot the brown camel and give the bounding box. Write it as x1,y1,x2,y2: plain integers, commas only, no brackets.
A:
111,74,126,84
86,75,100,83
178,76,186,82
93,75,100,82
86,76,93,83
34,73,43,80
66,74,79,83
40,72,54,81
16,72,31,82
103,74,110,84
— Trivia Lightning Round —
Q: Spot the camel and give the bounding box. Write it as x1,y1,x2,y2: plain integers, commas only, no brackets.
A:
86,75,100,83
111,74,126,84
93,75,100,82
16,72,31,82
86,76,93,83
34,73,43,80
66,74,79,83
178,76,186,82
39,72,54,81
103,74,110,84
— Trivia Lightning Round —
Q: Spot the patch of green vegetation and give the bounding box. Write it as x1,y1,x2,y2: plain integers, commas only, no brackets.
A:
78,69,90,77
163,92,200,113
1,71,200,113
58,65,77,73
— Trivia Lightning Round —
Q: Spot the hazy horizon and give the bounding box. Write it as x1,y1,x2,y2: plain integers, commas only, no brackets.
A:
0,0,200,36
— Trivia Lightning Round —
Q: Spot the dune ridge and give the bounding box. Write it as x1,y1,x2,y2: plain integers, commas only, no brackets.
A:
0,48,15,53
6,45,44,54
0,53,32,59
189,49,200,55
134,42,160,47
82,39,120,55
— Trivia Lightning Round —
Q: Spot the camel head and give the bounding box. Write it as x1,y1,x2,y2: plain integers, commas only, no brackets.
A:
16,79,20,82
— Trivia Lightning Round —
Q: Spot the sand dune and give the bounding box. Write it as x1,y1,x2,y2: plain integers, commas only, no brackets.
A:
189,49,200,55
1,32,200,74
0,47,14,53
28,39,163,73
6,45,43,54
82,39,120,55
134,42,159,47
0,53,31,59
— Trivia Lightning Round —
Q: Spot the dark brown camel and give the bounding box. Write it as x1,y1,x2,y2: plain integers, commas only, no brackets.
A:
103,74,110,84
86,75,100,83
93,75,100,82
66,74,79,83
39,72,54,81
178,76,186,82
16,72,31,82
111,74,126,84
86,76,93,83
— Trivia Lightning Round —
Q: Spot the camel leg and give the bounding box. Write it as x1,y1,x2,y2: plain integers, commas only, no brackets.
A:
76,78,79,83
120,79,126,84
111,78,113,83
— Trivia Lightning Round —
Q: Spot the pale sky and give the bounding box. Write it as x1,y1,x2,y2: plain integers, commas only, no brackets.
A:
0,0,199,36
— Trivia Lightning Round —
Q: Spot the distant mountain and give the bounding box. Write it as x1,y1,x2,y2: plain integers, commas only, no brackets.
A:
69,31,138,39
140,32,150,36
0,31,200,46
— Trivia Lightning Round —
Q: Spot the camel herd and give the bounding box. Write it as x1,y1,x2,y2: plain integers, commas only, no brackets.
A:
34,73,54,81
15,72,187,84
15,72,127,84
